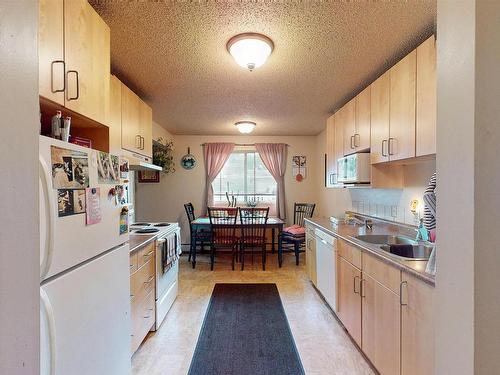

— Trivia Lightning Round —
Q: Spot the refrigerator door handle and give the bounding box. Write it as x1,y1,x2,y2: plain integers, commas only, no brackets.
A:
39,157,55,280
40,289,56,375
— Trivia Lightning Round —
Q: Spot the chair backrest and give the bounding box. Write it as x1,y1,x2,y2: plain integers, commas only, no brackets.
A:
207,207,238,245
294,203,316,227
239,207,269,245
184,202,196,223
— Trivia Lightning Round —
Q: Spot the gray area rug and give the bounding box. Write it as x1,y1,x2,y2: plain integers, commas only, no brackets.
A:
188,283,305,375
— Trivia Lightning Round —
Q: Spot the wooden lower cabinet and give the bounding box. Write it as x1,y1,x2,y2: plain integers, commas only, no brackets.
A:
335,239,435,375
401,272,435,375
337,256,362,346
130,247,156,354
361,274,401,375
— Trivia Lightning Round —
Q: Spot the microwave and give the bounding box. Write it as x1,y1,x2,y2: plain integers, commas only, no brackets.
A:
337,153,371,184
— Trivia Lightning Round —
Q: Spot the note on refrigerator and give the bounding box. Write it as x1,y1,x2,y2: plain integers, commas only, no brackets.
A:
85,187,102,225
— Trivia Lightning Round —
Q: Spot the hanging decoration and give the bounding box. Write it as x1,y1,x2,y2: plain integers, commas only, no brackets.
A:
180,147,197,170
292,155,307,182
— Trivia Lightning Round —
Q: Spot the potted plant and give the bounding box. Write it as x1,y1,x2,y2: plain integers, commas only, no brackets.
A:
153,137,175,174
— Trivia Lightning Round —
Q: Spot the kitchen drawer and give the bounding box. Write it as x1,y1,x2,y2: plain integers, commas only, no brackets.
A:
338,240,362,269
129,252,138,274
130,258,155,303
131,289,155,354
362,251,401,295
137,242,155,268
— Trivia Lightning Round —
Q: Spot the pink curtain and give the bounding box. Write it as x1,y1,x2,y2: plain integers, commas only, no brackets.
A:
255,143,287,220
202,143,235,215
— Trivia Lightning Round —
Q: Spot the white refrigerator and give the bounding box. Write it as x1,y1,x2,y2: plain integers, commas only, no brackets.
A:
39,136,131,375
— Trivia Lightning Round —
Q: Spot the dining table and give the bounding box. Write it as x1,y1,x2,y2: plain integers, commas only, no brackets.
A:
189,216,285,265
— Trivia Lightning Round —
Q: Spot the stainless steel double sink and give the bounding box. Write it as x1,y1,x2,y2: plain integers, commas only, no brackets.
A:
354,234,433,260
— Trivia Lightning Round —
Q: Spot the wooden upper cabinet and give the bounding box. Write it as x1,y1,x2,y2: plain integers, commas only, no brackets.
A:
361,274,401,375
401,272,435,375
39,0,65,105
109,76,122,155
64,0,110,125
121,84,141,154
334,116,344,181
325,114,336,187
341,101,356,156
370,72,390,164
389,50,416,161
337,256,362,346
139,101,153,158
355,86,371,151
416,36,437,157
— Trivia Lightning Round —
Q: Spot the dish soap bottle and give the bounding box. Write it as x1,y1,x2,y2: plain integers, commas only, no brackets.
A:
416,218,429,241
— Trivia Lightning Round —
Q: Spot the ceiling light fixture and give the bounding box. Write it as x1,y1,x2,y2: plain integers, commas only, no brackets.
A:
227,33,274,71
235,121,256,134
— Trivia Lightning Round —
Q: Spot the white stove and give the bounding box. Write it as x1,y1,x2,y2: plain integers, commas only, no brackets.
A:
130,221,180,330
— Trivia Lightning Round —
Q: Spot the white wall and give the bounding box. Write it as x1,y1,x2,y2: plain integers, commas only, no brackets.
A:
474,1,500,371
314,130,436,225
136,134,318,243
436,1,500,374
0,0,40,373
436,1,475,373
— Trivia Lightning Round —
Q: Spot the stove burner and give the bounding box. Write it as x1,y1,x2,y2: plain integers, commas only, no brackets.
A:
153,223,171,227
134,228,160,234
131,222,152,227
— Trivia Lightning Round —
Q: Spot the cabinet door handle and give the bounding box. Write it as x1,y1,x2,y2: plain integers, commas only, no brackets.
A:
143,251,154,257
144,275,154,284
354,134,360,148
135,135,141,149
382,140,388,157
350,135,355,149
66,70,79,100
400,281,408,306
141,136,145,150
51,60,65,93
388,137,396,155
354,275,360,294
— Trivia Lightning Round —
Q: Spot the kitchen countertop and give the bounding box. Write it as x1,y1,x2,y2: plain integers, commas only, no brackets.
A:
305,217,435,286
128,233,157,253
128,223,179,253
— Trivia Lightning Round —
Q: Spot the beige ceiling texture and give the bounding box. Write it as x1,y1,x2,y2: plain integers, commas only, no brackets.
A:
90,1,436,136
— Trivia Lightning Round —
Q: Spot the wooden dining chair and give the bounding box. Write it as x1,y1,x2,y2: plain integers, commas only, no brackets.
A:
207,207,239,271
278,203,315,267
239,207,269,271
184,202,211,269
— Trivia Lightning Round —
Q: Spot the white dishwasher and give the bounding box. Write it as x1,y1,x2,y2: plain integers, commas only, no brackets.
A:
315,228,337,312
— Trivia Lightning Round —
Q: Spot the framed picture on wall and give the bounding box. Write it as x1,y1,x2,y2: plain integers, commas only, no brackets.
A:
138,170,160,183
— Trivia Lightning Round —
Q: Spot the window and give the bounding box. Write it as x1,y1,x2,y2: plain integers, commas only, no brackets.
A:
212,149,277,209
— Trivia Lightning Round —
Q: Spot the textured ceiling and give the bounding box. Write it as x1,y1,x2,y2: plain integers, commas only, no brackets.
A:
90,1,436,136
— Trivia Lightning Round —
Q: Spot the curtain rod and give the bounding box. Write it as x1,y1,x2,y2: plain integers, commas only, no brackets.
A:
200,143,290,146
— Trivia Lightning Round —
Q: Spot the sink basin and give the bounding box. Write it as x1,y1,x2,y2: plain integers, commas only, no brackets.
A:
380,244,434,260
354,234,417,246
354,234,433,260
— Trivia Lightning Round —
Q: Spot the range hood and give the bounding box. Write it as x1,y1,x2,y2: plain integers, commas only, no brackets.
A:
128,160,162,172
121,149,163,172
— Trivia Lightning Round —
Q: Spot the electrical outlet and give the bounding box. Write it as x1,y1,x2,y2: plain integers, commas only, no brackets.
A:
391,205,398,218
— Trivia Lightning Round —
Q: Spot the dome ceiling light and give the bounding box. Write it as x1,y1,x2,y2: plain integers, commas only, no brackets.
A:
227,33,274,71
235,121,256,134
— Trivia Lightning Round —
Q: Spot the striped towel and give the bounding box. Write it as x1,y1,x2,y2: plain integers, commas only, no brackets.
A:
423,172,436,231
